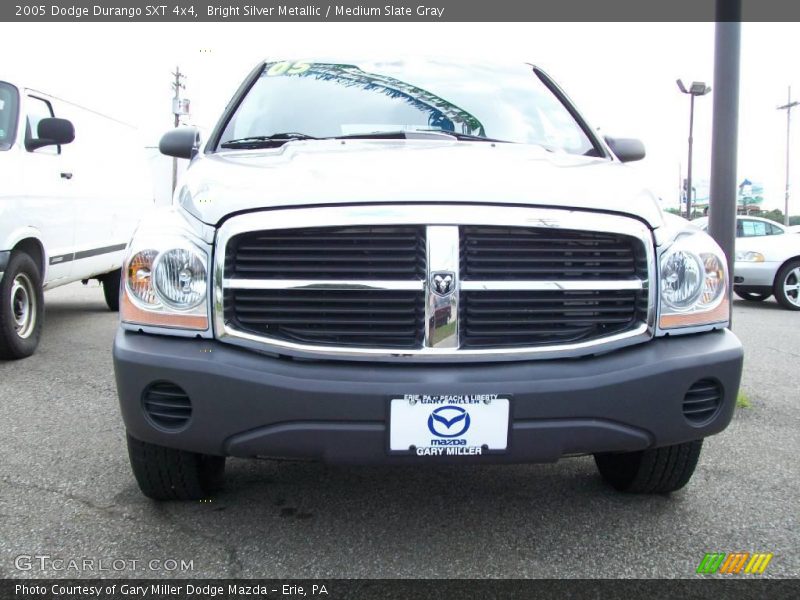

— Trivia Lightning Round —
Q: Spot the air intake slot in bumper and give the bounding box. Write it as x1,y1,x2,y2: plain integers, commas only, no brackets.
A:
142,382,192,431
682,379,723,426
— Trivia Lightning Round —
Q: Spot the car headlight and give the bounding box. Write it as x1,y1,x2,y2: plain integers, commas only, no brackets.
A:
121,238,209,331
153,248,207,310
659,232,729,330
735,251,765,263
126,249,159,305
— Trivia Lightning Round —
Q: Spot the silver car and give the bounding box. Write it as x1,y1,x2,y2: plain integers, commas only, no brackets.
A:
693,215,800,310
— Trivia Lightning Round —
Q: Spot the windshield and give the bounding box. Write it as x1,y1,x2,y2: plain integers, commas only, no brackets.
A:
217,60,600,155
0,81,19,150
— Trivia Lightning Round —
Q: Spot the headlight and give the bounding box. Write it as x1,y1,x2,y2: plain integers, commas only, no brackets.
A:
121,237,209,331
659,232,729,330
735,251,765,263
153,248,207,310
661,250,704,310
126,249,159,305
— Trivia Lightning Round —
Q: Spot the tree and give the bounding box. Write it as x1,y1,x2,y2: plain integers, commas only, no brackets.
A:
761,209,785,224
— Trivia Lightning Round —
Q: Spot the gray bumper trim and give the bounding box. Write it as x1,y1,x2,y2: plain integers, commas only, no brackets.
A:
114,329,743,464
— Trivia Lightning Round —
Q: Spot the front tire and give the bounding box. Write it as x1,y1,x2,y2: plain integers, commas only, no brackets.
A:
101,269,121,312
733,287,771,302
126,433,226,500
0,252,45,360
594,440,703,494
773,259,800,311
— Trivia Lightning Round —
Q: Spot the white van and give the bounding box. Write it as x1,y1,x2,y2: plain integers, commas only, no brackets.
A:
0,79,153,359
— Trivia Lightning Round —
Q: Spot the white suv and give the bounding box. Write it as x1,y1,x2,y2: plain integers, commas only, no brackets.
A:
113,59,743,500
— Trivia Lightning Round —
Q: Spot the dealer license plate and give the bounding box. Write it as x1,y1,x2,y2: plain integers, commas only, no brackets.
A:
389,395,509,455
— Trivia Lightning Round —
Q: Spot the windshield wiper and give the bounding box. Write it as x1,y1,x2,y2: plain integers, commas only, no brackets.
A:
220,132,320,149
411,129,510,143
220,129,511,149
330,129,510,143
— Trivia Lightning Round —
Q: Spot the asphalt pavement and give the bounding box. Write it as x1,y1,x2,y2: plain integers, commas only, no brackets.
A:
1,282,797,579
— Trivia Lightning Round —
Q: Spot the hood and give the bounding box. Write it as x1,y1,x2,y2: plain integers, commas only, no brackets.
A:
178,140,664,228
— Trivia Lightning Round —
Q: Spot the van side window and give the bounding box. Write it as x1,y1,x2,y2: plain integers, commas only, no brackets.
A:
0,82,20,151
26,95,59,155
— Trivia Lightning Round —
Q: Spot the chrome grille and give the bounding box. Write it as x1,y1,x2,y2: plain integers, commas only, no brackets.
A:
223,226,426,348
460,290,644,348
459,225,648,348
461,226,640,280
227,226,426,280
226,288,424,348
215,205,655,362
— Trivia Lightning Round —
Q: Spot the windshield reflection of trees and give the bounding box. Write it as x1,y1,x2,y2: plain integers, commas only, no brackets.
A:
280,63,486,137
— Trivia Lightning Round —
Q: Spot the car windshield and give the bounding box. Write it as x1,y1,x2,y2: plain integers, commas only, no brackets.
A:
217,60,600,156
0,81,19,150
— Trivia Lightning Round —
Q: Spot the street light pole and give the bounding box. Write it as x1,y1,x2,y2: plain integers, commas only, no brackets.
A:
677,79,712,220
778,86,799,226
687,93,695,219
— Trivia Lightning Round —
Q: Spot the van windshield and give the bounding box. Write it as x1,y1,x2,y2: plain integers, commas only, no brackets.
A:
217,60,601,156
0,82,19,150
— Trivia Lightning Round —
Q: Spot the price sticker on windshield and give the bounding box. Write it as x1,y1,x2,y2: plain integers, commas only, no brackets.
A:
266,61,312,77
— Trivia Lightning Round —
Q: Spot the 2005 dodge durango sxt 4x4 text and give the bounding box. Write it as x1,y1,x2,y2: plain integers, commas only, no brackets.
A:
113,59,744,500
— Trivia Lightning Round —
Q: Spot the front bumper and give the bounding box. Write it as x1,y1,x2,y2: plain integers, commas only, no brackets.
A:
114,329,743,464
735,261,778,287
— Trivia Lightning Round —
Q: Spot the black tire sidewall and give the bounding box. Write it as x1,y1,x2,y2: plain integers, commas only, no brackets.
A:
733,288,770,302
102,268,121,312
0,252,45,359
594,440,703,494
126,433,226,500
774,259,800,311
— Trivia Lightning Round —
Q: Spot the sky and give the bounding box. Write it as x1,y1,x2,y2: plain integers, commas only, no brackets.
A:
4,21,800,213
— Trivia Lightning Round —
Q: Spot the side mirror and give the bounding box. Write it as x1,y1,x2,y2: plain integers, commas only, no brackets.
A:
159,127,200,159
605,136,645,163
27,117,75,151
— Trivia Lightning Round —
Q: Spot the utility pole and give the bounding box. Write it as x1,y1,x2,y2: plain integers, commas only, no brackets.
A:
707,2,740,325
778,86,799,226
170,66,187,193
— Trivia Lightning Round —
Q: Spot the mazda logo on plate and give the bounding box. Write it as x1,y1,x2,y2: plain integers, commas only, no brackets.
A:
431,271,455,296
428,406,471,438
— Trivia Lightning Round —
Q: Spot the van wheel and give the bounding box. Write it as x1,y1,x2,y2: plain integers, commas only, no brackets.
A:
0,252,45,360
594,440,703,494
773,259,800,311
102,269,121,311
126,433,226,500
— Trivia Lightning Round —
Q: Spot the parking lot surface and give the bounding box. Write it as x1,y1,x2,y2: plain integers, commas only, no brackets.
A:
1,282,798,578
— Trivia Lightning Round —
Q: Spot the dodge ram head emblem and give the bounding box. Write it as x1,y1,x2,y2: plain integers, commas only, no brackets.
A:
431,272,455,296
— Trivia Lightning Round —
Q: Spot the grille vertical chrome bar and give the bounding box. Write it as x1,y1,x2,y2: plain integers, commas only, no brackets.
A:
424,226,459,348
